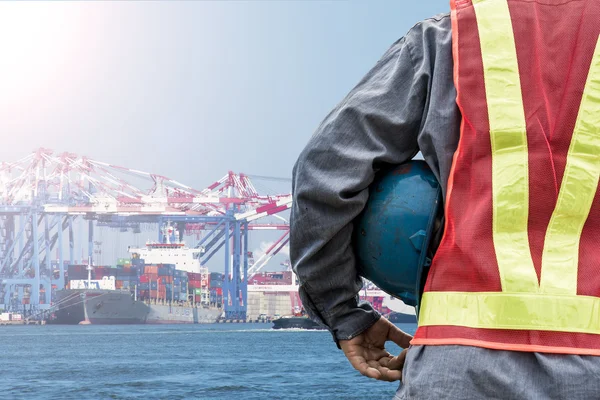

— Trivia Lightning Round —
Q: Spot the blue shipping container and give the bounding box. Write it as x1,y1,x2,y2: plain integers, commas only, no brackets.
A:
210,280,223,289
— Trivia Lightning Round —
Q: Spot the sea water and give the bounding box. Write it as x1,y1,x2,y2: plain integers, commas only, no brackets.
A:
0,323,417,399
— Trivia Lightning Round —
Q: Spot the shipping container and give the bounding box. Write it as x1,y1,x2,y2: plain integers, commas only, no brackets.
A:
145,266,158,275
132,257,144,266
188,272,201,281
145,273,158,281
209,280,223,289
189,280,201,288
159,276,173,284
150,282,158,290
210,272,224,281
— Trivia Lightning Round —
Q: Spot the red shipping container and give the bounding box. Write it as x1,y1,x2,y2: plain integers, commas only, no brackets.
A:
188,272,201,281
195,295,202,303
150,290,157,298
159,276,173,284
145,266,158,274
189,280,201,288
139,275,149,283
116,281,123,289
145,273,158,281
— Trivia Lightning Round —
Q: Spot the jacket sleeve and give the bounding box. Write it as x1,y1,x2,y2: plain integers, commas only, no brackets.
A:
290,34,428,344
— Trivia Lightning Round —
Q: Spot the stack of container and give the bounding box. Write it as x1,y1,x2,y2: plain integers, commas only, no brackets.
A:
63,258,216,306
67,265,90,282
172,270,189,302
187,272,203,303
209,272,224,305
137,263,182,301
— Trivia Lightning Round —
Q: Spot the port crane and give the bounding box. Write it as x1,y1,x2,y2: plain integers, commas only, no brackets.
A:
0,148,291,319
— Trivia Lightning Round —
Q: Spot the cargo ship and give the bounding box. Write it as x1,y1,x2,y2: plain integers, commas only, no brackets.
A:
49,233,223,325
50,226,415,325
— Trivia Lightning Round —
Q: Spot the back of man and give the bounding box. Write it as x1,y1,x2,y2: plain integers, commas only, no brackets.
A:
290,1,600,399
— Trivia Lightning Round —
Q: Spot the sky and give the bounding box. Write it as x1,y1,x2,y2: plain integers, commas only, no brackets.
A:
0,1,451,269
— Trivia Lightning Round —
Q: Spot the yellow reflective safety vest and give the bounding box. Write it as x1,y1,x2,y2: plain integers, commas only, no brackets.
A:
412,0,600,355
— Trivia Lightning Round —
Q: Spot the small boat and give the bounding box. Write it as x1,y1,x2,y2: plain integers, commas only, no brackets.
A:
272,315,326,330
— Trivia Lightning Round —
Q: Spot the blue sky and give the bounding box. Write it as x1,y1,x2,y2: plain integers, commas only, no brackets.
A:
0,1,449,185
0,1,450,267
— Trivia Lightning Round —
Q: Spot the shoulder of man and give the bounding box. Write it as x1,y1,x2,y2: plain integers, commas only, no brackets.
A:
394,12,452,64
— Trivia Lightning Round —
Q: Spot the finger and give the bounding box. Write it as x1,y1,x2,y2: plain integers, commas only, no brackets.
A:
387,322,413,348
378,356,391,368
359,363,384,380
379,367,403,382
364,358,403,382
346,355,383,380
372,366,403,382
388,349,408,371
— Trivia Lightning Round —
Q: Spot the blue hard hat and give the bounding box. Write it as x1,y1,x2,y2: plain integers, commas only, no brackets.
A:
354,160,443,310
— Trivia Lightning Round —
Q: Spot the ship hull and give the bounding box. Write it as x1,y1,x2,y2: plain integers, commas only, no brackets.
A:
83,291,148,324
52,289,148,324
52,289,89,324
145,304,221,324
51,289,221,325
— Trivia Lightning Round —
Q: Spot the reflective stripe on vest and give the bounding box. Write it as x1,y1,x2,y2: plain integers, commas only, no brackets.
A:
418,0,600,334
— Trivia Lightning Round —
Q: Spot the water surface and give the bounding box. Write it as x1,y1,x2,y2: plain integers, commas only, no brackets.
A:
0,323,417,399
